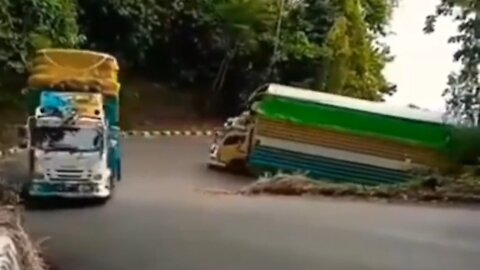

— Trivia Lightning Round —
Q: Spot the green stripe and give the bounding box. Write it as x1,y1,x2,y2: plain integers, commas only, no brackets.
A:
256,96,453,152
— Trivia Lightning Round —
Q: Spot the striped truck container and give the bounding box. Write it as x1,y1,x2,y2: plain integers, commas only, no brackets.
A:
247,84,477,185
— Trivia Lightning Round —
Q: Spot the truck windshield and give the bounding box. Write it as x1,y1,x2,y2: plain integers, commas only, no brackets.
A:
33,127,103,152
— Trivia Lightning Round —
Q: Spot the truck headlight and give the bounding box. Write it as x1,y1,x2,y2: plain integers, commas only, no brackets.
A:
93,174,102,180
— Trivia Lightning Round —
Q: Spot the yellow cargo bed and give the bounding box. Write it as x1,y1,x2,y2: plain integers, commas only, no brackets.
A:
27,49,120,96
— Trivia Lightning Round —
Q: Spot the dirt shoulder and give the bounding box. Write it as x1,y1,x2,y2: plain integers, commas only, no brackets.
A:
0,205,46,270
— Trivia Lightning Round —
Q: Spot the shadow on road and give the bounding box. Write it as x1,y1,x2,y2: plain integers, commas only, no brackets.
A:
24,197,108,211
203,164,254,188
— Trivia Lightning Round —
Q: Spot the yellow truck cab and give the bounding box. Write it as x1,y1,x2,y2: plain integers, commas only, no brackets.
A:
208,111,253,170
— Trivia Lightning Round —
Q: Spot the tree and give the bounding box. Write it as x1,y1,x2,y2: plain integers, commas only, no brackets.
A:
210,0,277,96
425,0,480,126
321,0,394,101
77,0,164,68
0,0,82,73
0,0,82,113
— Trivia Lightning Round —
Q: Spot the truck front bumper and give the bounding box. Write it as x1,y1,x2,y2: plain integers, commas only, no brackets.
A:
207,157,227,168
208,145,227,168
28,180,111,198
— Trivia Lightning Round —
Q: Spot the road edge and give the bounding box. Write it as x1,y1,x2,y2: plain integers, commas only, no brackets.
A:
0,147,45,270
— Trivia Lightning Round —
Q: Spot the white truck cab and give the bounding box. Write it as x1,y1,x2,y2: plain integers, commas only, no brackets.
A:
27,110,113,199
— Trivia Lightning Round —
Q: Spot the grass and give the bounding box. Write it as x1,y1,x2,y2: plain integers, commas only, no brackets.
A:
237,169,480,205
0,206,46,270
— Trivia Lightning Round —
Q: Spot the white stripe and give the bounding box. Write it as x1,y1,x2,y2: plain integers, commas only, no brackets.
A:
256,136,421,171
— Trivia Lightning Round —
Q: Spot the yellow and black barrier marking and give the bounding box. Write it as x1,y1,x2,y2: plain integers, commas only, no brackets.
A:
121,130,215,138
0,147,22,160
0,130,217,158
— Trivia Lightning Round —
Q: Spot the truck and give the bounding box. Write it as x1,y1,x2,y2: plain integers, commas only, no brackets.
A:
209,111,251,171
19,49,121,201
209,83,478,185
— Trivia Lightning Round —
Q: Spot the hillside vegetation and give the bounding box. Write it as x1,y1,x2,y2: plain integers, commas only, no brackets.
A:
0,0,396,127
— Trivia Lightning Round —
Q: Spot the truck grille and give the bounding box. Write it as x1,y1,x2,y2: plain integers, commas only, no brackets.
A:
48,169,91,181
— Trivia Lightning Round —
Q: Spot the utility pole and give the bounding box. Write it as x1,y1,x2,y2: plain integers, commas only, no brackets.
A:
266,0,286,81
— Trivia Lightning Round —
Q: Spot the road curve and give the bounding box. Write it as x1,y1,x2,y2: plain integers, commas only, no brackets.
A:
13,137,480,270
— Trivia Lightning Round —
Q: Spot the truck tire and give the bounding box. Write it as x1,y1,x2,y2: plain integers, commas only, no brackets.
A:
20,183,31,201
109,174,116,191
28,149,34,178
97,176,115,205
227,159,247,174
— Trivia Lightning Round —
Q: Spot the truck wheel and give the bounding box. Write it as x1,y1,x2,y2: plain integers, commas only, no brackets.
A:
96,177,114,205
109,174,116,190
28,149,34,176
228,159,247,174
97,197,110,205
20,183,31,201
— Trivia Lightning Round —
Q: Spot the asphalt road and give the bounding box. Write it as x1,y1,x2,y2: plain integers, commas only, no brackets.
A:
5,137,480,270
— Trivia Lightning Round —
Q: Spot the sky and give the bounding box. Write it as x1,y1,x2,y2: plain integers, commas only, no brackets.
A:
383,0,460,111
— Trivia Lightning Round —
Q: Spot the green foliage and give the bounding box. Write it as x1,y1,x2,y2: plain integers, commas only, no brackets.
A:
425,0,480,125
0,0,82,120
0,0,82,74
210,0,276,86
322,0,394,101
0,0,396,118
361,0,394,35
77,0,164,66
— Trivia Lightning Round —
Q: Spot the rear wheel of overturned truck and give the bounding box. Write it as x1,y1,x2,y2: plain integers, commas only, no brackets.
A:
227,159,248,175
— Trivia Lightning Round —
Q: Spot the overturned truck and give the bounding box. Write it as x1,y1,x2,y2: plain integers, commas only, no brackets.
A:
209,83,480,185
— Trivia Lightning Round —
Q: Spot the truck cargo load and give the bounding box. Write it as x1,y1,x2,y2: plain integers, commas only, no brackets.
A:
27,49,120,96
